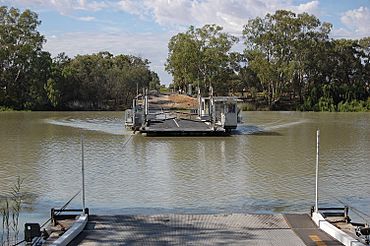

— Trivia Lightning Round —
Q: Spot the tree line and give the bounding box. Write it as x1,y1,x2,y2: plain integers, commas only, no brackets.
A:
166,10,370,111
0,6,160,110
1,6,369,111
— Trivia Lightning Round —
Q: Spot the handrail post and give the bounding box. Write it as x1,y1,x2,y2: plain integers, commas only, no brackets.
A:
315,129,320,213
81,135,86,213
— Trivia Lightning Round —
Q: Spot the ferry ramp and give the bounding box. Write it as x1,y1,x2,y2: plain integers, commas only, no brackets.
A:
69,213,342,245
141,118,228,135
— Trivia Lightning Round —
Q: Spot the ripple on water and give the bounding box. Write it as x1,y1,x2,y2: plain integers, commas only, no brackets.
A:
0,111,369,221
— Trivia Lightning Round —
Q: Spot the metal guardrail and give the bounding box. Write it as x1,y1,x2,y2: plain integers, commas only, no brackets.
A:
51,208,88,226
23,190,83,245
311,206,349,221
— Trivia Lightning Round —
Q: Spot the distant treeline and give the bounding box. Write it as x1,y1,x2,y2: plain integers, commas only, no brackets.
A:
166,10,370,111
1,6,369,112
0,6,160,111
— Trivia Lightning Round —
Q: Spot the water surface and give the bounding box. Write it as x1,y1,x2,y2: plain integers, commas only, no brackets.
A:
0,111,369,225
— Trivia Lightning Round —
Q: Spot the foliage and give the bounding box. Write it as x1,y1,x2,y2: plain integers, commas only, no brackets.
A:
166,10,369,111
159,85,169,93
149,71,160,91
337,100,369,112
166,24,238,94
0,6,47,110
0,6,159,111
58,52,155,110
0,106,13,111
240,103,256,111
1,177,24,246
243,10,332,106
1,6,369,112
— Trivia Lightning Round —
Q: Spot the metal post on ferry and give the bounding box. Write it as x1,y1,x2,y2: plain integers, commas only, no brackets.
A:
209,84,215,130
144,88,148,123
315,129,319,213
81,135,86,214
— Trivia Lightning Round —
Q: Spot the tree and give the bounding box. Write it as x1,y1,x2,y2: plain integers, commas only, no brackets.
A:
149,71,160,91
0,6,161,111
243,10,332,107
0,6,46,109
166,24,238,94
60,52,154,110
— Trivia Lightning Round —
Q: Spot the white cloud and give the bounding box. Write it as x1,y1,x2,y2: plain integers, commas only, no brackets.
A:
293,0,319,14
142,0,194,26
82,1,109,11
77,16,96,21
4,0,321,33
4,0,109,14
340,6,370,38
117,0,147,17
114,0,320,33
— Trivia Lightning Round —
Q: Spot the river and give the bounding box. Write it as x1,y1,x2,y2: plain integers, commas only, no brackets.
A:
0,111,369,228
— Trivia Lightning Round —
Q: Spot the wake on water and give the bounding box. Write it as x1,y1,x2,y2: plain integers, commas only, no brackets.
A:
46,116,307,136
46,118,131,135
236,119,307,135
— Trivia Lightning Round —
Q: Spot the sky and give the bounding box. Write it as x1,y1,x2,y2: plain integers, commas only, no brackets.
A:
1,0,369,85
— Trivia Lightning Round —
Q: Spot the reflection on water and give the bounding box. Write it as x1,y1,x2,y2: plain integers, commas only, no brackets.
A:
0,111,369,225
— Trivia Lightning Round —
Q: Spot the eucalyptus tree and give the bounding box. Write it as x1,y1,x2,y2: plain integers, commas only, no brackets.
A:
293,13,332,107
0,6,47,109
356,37,370,98
61,52,154,109
46,53,71,108
166,32,200,91
149,71,160,91
166,24,238,94
243,10,332,106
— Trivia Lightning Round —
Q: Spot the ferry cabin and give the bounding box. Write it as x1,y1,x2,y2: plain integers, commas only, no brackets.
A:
199,96,239,131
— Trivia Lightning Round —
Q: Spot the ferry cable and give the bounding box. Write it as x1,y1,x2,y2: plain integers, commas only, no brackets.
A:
11,239,25,246
122,134,134,149
40,189,81,228
335,197,370,223
332,196,370,245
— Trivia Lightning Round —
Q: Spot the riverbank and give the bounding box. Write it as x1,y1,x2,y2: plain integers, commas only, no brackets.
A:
240,98,370,112
0,106,15,111
3,93,368,112
152,93,369,112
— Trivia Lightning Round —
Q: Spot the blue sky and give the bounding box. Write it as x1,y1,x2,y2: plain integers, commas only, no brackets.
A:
1,0,369,85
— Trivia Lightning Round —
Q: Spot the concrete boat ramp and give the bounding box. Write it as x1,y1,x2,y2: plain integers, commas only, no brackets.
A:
69,213,342,245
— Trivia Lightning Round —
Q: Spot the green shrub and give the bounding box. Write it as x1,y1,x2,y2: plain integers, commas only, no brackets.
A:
0,106,13,112
240,103,256,111
317,97,336,112
299,97,314,111
338,100,368,112
1,177,24,246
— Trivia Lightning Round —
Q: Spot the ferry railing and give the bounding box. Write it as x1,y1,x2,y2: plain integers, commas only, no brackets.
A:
20,190,84,246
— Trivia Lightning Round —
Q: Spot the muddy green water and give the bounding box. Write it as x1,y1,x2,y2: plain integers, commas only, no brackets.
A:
0,111,369,226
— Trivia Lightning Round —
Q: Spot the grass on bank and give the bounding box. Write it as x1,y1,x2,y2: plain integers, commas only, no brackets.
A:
299,98,370,112
0,106,14,112
1,177,24,246
240,98,370,112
